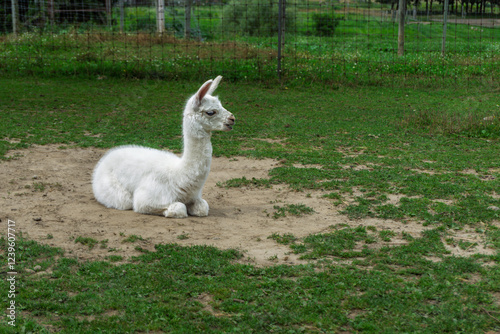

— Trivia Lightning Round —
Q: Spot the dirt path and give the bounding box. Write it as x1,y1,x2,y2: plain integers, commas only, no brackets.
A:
431,18,500,28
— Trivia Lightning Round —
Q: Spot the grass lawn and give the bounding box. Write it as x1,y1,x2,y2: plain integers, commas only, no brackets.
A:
0,77,500,333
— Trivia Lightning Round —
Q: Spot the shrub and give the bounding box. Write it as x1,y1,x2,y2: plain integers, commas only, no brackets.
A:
312,13,340,36
222,0,297,37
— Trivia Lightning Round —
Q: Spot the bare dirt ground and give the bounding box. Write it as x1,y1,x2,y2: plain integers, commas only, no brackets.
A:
0,145,496,267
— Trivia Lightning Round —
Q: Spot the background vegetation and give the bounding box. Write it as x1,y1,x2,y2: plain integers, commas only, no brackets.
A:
0,0,499,85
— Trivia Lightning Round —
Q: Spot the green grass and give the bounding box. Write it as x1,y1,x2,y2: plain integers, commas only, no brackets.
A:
1,231,499,333
0,77,500,332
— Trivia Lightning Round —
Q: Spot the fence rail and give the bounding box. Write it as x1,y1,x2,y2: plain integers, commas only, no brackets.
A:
1,0,499,84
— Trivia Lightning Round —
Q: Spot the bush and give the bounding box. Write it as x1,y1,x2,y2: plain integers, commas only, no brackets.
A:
222,0,297,37
312,13,340,36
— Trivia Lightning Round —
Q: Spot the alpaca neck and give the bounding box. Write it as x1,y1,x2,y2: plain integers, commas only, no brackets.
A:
180,130,213,172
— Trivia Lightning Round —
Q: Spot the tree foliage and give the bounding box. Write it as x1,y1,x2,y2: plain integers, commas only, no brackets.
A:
312,13,340,36
221,0,298,37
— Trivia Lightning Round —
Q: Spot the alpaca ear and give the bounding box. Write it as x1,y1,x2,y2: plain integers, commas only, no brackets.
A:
195,79,213,107
207,75,222,96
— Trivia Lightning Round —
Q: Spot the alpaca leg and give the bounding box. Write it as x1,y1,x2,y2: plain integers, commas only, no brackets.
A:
187,198,209,217
132,188,187,218
164,202,188,218
132,188,162,215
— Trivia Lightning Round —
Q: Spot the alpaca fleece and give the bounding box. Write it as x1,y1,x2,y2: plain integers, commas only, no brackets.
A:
92,76,235,218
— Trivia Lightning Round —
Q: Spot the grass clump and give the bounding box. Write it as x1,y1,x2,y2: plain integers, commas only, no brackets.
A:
106,255,123,262
177,233,190,240
217,176,272,189
122,235,144,243
74,236,99,250
272,204,315,219
322,192,344,206
268,232,298,245
379,230,397,242
32,182,46,192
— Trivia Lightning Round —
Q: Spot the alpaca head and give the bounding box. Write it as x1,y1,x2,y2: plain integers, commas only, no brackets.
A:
185,76,235,135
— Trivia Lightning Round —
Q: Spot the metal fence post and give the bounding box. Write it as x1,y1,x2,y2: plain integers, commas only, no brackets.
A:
442,0,449,55
47,0,55,25
106,0,112,28
11,0,18,35
157,0,165,34
277,0,285,79
397,0,406,56
119,0,125,33
185,0,191,39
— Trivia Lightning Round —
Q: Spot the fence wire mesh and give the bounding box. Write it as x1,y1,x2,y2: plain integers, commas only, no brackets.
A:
1,0,499,84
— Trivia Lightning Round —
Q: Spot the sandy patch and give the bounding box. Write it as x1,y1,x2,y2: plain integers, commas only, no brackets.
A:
0,145,496,266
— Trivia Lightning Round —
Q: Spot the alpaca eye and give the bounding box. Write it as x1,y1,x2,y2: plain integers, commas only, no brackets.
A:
206,110,216,116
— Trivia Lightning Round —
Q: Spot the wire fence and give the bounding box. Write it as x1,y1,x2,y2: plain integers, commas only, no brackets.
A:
1,0,499,84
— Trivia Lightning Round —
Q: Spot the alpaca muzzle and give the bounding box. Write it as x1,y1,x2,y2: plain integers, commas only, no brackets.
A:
224,115,236,131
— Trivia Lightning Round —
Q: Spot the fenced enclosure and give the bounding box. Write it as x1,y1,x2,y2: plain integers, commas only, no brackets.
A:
1,0,499,84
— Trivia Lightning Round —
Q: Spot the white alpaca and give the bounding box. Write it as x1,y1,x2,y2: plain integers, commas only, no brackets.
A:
92,76,235,218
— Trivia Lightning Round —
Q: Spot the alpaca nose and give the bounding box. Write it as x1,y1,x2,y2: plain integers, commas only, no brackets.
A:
228,115,235,125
